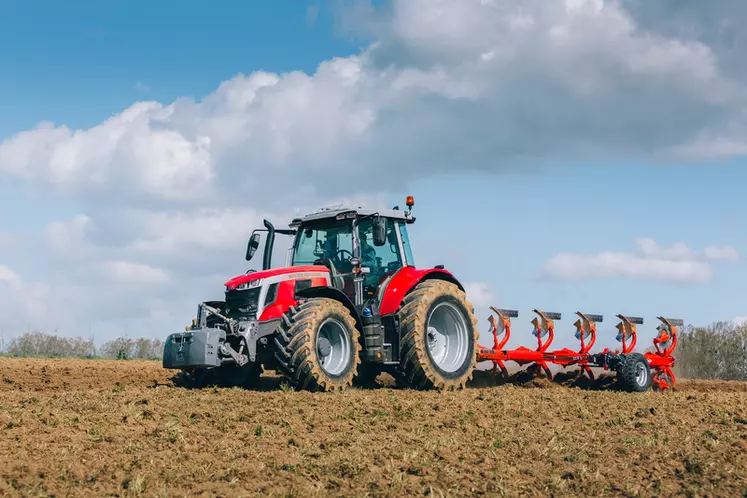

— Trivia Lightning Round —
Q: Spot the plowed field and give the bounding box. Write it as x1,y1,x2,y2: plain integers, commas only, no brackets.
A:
1,357,746,497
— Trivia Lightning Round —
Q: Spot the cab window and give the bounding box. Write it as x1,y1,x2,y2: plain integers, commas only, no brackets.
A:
292,222,353,270
357,218,403,294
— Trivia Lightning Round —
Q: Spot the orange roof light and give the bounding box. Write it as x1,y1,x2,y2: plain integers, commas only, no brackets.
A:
406,195,414,208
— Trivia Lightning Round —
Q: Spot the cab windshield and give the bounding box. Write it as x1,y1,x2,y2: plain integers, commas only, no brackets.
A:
291,221,354,271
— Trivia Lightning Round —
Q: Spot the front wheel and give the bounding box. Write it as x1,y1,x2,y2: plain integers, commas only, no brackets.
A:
396,280,479,390
273,298,361,391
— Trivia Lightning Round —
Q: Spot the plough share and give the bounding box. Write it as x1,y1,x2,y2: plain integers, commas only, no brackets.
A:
477,309,680,392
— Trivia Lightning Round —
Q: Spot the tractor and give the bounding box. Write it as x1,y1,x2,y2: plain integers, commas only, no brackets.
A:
163,196,480,391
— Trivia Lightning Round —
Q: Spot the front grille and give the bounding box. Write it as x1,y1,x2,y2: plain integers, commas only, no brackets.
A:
225,288,261,321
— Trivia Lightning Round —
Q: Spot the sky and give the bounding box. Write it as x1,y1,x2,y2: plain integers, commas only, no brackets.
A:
1,0,746,352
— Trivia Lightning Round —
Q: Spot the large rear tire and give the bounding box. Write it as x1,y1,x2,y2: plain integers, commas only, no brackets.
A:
273,298,361,391
396,280,479,391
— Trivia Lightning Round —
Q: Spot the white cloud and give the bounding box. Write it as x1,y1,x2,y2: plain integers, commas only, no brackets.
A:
464,282,494,310
1,0,746,209
128,208,265,254
44,214,93,256
103,261,169,284
542,238,739,283
704,245,740,262
0,265,20,284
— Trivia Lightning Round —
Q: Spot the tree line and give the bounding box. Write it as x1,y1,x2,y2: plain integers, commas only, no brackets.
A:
0,330,163,360
1,321,746,381
674,321,747,382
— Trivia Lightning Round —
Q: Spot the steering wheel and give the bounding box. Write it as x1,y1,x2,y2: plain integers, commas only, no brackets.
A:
336,249,353,260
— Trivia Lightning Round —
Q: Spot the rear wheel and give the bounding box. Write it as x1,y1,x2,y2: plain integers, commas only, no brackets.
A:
617,352,652,392
396,280,479,390
273,298,361,391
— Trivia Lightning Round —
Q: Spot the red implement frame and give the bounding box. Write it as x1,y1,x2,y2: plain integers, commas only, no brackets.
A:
477,309,679,391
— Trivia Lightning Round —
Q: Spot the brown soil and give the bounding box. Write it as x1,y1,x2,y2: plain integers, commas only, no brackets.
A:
1,357,746,497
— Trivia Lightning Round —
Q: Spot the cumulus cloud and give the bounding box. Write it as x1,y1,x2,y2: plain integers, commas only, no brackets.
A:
0,265,20,284
1,0,746,338
542,238,739,283
127,208,265,254
103,261,169,284
464,282,494,310
1,0,746,209
704,245,740,262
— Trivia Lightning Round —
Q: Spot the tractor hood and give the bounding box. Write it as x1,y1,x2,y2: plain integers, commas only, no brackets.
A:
224,265,329,291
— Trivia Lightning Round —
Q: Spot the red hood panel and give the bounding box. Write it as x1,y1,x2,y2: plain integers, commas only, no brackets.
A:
224,266,329,290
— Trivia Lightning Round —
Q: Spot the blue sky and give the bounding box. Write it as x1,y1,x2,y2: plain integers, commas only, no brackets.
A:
0,0,361,135
1,0,746,350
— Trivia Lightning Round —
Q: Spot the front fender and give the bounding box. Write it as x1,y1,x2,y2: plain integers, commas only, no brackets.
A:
379,267,464,316
294,286,363,333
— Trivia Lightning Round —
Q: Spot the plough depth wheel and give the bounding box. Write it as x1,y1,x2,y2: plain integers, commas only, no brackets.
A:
617,352,652,393
397,280,479,391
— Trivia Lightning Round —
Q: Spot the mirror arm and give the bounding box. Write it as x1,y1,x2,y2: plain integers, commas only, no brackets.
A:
352,212,379,227
263,219,275,271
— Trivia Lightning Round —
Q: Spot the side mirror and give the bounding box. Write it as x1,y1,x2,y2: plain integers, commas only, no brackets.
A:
246,233,261,261
373,216,387,247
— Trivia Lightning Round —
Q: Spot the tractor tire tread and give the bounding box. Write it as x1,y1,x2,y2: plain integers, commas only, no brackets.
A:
618,352,652,392
395,280,479,391
273,297,361,392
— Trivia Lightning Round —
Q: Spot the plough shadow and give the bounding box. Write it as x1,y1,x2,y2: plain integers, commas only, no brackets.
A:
468,368,625,392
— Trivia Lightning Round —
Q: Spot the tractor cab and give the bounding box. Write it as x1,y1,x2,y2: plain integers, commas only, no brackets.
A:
289,207,415,304
246,197,417,309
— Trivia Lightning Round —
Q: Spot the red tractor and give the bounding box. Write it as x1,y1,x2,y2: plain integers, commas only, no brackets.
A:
164,197,480,391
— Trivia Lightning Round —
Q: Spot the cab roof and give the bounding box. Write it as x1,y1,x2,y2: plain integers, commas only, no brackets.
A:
290,205,415,227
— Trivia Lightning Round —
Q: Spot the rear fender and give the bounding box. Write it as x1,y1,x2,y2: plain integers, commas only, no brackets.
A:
379,267,465,316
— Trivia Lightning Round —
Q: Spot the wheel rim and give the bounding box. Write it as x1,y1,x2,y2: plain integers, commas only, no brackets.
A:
426,302,470,373
635,361,648,386
316,318,351,376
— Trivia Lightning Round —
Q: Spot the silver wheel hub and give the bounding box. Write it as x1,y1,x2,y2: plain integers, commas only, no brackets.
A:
426,302,469,373
635,361,648,386
316,318,351,376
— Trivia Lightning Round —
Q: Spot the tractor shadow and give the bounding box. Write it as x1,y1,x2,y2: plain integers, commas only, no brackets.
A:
166,370,288,392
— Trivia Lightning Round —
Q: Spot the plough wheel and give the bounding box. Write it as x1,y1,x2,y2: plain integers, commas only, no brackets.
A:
397,280,479,391
273,297,361,391
617,352,652,392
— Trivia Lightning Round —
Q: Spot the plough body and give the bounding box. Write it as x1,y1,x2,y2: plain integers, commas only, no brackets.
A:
477,308,680,392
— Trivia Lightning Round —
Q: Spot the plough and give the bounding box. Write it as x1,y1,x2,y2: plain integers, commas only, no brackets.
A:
477,308,680,392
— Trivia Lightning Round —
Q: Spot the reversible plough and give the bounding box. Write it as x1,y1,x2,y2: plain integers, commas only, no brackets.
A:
476,309,680,392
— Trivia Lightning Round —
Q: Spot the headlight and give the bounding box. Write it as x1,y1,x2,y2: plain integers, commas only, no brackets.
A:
232,279,263,291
